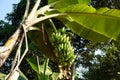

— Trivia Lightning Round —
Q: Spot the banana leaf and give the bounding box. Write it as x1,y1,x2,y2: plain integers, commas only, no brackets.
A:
0,73,6,80
50,3,120,42
26,57,52,75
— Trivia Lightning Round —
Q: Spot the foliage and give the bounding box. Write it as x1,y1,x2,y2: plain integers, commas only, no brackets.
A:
1,0,120,80
91,0,120,9
26,57,59,80
49,0,120,42
81,43,120,80
0,73,6,80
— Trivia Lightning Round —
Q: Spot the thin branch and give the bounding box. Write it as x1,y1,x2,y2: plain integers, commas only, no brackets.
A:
6,29,24,80
14,24,28,71
11,34,24,71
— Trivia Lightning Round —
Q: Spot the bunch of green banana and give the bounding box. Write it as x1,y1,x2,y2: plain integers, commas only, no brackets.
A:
49,27,76,67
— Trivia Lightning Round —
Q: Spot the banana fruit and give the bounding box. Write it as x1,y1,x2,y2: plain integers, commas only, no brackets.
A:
49,27,76,67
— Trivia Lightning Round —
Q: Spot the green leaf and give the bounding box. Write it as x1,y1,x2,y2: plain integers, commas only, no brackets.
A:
26,57,38,73
48,0,91,5
18,70,28,80
65,21,110,42
49,0,91,10
0,73,6,80
48,0,57,4
38,73,50,80
95,7,110,14
96,8,120,17
67,12,120,42
52,0,79,9
58,4,96,13
28,21,55,60
40,64,52,75
55,4,120,42
78,0,91,4
26,57,52,75
51,72,59,80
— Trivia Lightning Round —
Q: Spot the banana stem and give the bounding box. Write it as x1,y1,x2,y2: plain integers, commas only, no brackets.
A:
49,19,57,32
0,25,23,67
26,13,66,27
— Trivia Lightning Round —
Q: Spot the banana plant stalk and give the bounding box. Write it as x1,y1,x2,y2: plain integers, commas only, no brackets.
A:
0,25,23,67
0,0,41,67
0,0,65,67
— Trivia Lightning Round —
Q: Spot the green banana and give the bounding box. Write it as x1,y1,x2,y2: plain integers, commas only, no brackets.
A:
49,27,76,67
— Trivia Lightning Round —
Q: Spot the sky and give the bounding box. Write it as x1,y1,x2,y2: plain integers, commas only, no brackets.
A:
0,0,20,20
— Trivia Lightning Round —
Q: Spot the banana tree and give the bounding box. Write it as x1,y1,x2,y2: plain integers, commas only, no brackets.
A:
1,0,120,79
